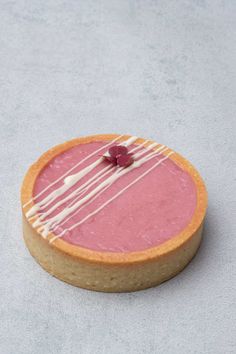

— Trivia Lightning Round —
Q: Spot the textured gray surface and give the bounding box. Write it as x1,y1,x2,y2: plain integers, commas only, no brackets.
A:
0,1,236,353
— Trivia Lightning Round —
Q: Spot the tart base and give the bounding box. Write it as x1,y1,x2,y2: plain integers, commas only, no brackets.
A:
21,134,207,292
23,215,203,292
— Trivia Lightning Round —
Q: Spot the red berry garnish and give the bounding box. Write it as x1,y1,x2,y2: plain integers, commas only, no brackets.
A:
105,155,117,164
103,145,133,167
109,145,128,158
117,154,133,167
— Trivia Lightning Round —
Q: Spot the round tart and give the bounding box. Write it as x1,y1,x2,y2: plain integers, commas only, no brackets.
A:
21,134,207,292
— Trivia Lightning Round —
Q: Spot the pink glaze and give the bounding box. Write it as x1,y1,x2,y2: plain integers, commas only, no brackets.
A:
33,141,197,253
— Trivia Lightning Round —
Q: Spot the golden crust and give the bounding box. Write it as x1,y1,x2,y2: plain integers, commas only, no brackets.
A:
21,134,207,291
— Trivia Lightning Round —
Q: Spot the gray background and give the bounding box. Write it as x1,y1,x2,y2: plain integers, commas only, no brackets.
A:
0,1,235,353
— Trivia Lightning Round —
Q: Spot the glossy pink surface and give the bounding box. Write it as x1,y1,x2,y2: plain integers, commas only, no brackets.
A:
33,141,197,252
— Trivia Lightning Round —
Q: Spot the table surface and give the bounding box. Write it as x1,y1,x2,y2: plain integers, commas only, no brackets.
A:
1,1,236,354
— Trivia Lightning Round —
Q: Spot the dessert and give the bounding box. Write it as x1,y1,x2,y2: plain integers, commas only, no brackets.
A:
21,134,207,292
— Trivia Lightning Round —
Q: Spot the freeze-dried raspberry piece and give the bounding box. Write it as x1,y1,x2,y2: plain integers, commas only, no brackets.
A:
108,145,128,158
105,155,118,165
117,154,133,167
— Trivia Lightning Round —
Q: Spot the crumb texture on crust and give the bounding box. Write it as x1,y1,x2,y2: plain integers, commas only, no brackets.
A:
23,215,203,292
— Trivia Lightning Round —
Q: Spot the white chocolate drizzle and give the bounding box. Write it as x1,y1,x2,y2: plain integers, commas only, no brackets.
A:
23,134,124,208
24,135,174,243
46,146,168,236
39,141,151,223
25,135,137,218
33,145,166,233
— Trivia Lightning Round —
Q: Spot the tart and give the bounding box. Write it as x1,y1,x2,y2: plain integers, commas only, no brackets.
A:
21,134,207,292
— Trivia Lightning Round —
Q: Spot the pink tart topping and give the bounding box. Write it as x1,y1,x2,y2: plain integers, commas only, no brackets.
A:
33,141,197,253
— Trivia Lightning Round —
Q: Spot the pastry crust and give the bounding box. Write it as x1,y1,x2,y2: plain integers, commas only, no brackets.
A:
21,134,207,292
